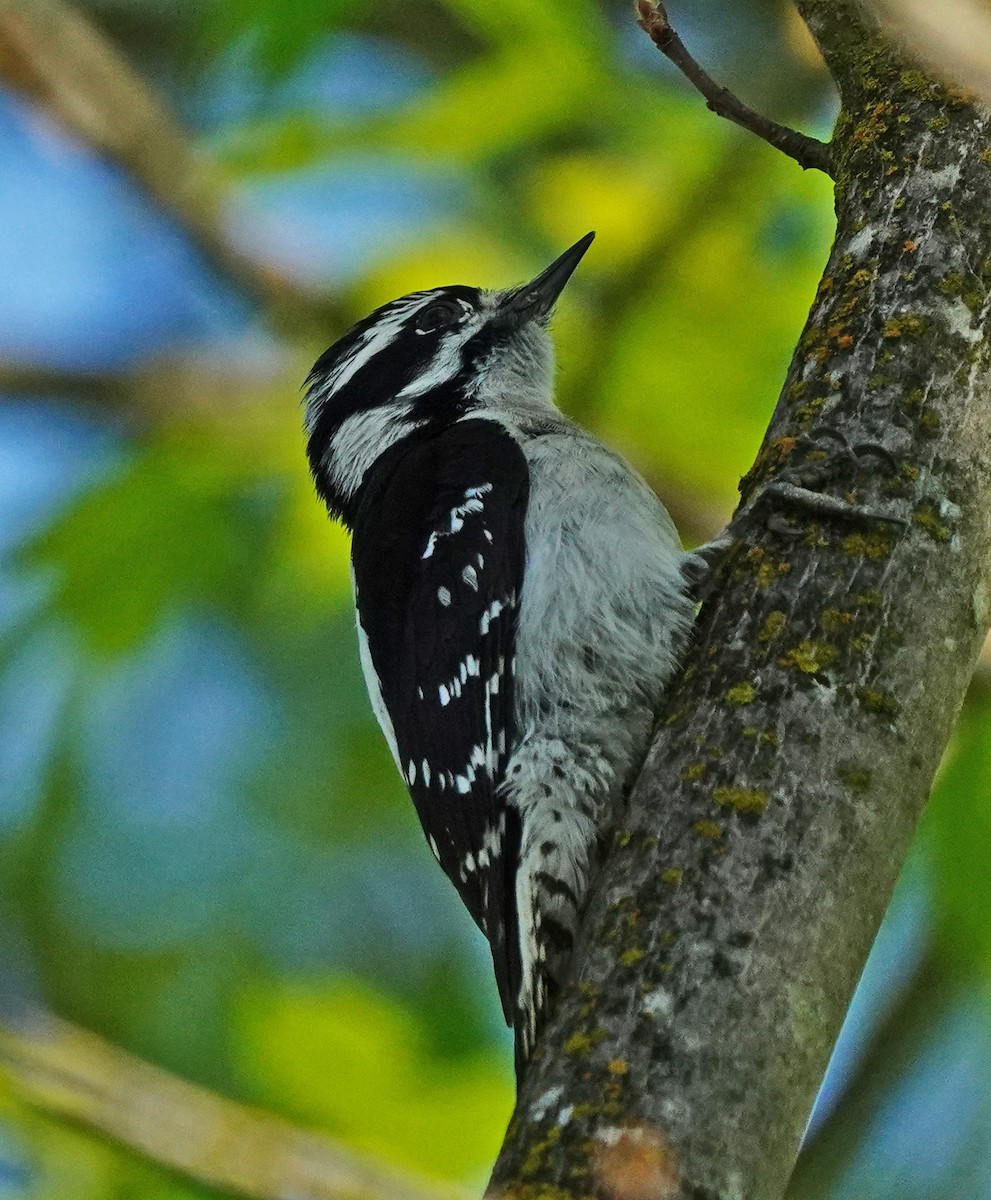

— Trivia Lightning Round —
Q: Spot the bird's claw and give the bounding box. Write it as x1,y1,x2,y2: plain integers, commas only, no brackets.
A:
741,425,907,535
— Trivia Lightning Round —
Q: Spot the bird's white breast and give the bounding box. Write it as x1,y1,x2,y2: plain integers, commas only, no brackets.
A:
514,419,692,741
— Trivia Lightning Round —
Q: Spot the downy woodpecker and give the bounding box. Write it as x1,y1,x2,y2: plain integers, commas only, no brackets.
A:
304,234,695,1081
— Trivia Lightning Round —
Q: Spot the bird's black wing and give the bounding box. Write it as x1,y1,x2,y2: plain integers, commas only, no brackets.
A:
350,417,529,1024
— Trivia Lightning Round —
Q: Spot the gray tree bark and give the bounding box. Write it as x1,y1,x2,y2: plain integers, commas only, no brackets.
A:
488,4,991,1198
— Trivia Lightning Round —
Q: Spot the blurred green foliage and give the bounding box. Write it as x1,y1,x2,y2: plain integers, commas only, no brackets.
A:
1,0,990,1197
236,979,508,1176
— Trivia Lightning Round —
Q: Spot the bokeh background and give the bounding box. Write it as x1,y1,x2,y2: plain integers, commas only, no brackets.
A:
0,0,989,1196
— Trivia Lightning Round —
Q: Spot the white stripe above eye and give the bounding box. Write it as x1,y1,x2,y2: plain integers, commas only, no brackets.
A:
319,294,431,403
422,484,493,559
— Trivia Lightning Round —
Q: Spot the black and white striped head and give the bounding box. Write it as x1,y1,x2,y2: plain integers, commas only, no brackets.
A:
305,232,594,523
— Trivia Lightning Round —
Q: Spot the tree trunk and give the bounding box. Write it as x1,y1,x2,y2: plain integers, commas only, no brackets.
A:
489,4,991,1198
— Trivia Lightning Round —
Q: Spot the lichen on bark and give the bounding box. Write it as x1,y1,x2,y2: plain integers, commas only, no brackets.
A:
489,4,991,1199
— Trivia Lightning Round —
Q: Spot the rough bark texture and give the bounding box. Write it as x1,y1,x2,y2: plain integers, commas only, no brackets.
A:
489,5,991,1199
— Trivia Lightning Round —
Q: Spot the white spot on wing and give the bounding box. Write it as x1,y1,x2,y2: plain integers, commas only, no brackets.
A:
486,812,506,856
421,485,494,560
483,665,495,775
480,595,509,635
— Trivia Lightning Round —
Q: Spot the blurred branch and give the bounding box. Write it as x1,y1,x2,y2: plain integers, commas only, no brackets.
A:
786,948,952,1199
635,1,832,175
0,354,290,420
0,1009,463,1200
0,0,343,333
864,0,991,105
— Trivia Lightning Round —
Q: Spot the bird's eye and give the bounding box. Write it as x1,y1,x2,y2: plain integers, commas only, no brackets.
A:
414,299,465,334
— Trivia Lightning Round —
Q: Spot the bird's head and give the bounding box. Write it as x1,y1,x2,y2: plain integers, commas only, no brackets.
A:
305,232,594,522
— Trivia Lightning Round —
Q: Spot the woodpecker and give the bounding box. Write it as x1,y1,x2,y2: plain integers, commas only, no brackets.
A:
304,233,695,1081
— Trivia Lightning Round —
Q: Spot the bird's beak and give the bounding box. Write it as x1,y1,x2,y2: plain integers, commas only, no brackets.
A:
501,232,595,324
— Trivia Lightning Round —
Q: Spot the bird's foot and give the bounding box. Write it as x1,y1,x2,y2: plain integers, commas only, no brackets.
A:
741,426,908,538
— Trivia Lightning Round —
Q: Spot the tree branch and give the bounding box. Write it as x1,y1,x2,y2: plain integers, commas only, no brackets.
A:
491,2,991,1196
0,354,289,419
0,1009,461,1200
635,1,833,176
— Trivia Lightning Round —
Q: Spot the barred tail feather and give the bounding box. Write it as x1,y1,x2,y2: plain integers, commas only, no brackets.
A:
511,805,595,1083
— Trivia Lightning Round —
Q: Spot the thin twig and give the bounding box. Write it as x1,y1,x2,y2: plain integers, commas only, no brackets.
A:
635,1,833,175
0,1009,463,1200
